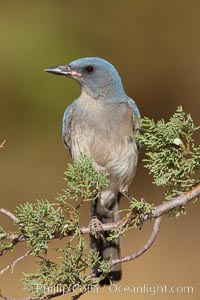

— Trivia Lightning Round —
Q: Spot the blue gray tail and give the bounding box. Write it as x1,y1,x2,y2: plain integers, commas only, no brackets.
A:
90,194,121,284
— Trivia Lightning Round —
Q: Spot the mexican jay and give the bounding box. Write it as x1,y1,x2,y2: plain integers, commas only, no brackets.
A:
44,57,141,282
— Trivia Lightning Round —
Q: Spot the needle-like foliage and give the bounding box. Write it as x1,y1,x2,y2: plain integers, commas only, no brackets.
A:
136,106,200,200
1,107,200,300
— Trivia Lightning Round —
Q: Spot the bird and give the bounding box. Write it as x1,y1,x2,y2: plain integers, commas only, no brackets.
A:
44,57,141,283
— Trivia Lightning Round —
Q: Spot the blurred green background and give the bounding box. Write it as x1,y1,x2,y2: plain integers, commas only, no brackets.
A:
1,0,200,299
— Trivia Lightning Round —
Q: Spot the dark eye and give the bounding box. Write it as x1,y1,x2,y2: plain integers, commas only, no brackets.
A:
85,65,94,73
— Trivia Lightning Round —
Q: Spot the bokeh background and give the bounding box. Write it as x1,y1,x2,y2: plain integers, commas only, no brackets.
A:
1,0,200,299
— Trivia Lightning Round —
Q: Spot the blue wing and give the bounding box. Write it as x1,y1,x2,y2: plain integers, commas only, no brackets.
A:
128,97,142,150
62,103,74,152
128,97,141,118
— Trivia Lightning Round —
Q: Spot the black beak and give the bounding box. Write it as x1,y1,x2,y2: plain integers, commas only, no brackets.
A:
44,65,83,77
44,65,72,76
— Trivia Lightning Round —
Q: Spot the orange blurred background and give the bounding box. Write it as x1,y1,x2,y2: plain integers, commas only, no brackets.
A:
1,1,200,299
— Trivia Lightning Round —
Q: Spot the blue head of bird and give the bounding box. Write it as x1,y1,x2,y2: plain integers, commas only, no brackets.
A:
44,57,126,101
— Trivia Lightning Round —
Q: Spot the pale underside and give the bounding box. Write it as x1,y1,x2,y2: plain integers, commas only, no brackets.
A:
63,95,138,208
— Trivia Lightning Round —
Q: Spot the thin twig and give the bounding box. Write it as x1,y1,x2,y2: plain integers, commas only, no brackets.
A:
0,234,20,241
72,289,88,300
0,250,33,275
152,185,200,217
112,216,162,266
0,208,18,222
0,140,6,148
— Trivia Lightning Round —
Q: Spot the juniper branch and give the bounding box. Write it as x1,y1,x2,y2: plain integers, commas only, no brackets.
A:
0,250,33,275
0,183,199,259
1,183,198,300
0,208,18,222
0,140,6,148
111,216,162,266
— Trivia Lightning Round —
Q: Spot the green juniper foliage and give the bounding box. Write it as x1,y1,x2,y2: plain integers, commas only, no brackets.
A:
0,226,16,252
108,198,154,240
136,106,200,200
13,155,110,298
23,244,111,298
60,154,109,201
15,200,66,255
1,108,200,299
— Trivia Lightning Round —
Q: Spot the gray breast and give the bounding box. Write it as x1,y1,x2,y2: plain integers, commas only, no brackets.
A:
71,101,132,159
69,99,138,192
